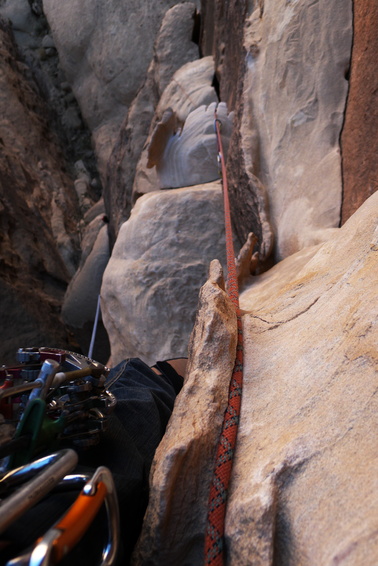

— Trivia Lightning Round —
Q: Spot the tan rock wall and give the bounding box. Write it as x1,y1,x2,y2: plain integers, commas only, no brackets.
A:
134,190,378,564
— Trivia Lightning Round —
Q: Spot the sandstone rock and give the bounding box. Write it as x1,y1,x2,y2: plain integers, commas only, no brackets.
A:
132,57,219,200
136,102,233,194
340,0,378,223
101,181,228,367
62,219,110,361
0,18,80,363
104,3,201,243
152,2,200,95
132,259,237,565
239,0,353,259
133,191,378,564
43,0,200,180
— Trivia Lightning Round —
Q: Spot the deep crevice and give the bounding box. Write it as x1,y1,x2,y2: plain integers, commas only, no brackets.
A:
212,73,221,100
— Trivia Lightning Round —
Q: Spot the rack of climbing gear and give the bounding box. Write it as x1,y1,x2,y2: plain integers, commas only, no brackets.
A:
203,107,245,565
0,347,115,468
0,347,120,565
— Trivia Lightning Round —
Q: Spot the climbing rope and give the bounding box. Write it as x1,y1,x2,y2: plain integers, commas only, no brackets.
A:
204,109,244,565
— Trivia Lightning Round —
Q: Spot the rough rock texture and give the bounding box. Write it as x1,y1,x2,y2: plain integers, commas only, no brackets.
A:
240,0,352,260
132,57,218,204
101,182,227,367
62,217,110,362
134,102,233,195
132,260,237,565
340,0,378,223
104,3,201,244
0,18,80,363
42,0,200,180
132,191,378,564
200,0,353,261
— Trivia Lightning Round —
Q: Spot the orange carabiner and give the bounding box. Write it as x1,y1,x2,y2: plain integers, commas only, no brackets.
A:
51,480,107,563
30,466,120,566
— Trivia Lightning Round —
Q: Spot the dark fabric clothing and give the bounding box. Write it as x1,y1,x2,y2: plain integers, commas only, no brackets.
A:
0,358,184,565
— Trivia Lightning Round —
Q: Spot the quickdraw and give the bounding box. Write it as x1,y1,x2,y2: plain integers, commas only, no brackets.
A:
0,348,114,469
203,108,244,565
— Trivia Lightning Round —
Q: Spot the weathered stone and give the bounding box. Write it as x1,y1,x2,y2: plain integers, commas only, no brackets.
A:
132,57,218,200
340,0,378,223
135,102,233,194
62,219,110,361
104,3,201,243
0,18,80,363
239,0,353,259
133,190,378,564
132,259,237,565
42,0,200,180
152,2,200,95
101,181,228,367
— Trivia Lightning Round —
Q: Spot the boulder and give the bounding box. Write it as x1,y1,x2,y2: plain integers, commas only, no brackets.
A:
132,190,378,564
134,102,233,195
132,57,219,201
42,0,200,180
101,181,228,366
104,3,201,243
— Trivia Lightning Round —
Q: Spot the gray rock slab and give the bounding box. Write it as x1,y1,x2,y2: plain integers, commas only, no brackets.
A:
101,181,227,366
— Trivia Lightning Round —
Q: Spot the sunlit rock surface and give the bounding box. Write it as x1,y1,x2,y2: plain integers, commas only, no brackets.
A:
132,191,378,565
239,0,353,259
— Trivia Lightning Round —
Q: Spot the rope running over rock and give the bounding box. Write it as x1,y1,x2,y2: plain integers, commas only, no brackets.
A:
204,108,244,565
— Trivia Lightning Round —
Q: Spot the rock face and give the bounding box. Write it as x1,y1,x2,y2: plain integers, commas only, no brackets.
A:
134,101,233,195
240,0,352,259
101,182,227,366
42,0,200,179
62,215,110,362
132,190,378,565
200,0,353,261
0,18,80,363
105,51,214,244
340,0,378,223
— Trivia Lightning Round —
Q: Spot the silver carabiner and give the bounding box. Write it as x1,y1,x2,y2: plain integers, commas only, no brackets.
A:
0,449,78,534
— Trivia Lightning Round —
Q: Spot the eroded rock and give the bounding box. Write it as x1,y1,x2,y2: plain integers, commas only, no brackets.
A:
101,181,228,366
132,57,219,200
239,0,353,259
0,18,80,363
133,190,378,564
138,102,233,193
132,259,237,565
104,3,201,242
43,0,200,179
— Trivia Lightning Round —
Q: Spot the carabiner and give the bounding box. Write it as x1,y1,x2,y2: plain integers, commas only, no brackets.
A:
28,466,120,566
0,449,78,533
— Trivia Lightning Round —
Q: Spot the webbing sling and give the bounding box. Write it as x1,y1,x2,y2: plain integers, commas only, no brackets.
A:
204,109,244,565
